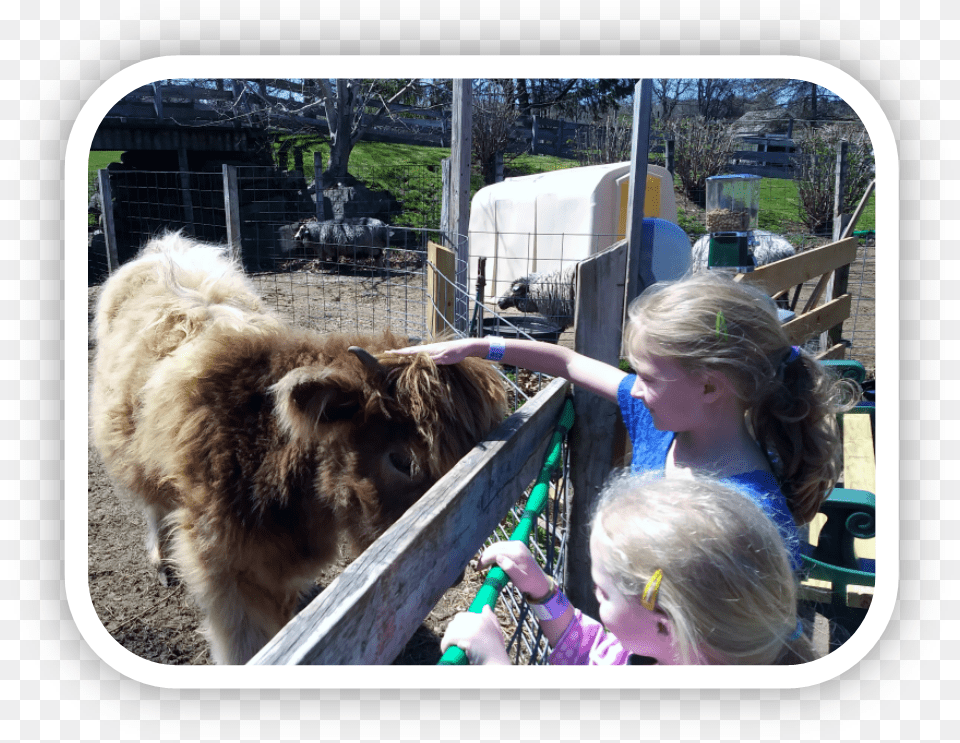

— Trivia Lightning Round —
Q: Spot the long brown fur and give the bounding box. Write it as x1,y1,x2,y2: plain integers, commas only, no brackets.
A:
91,232,507,664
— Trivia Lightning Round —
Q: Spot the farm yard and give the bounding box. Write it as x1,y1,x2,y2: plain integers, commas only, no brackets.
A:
85,197,876,667
85,228,876,666
85,81,877,665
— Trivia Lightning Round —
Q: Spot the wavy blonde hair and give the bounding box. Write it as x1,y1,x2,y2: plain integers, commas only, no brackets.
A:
622,271,858,525
592,472,819,665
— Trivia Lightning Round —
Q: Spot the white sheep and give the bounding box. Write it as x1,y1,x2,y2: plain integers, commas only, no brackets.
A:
496,265,578,330
691,229,797,272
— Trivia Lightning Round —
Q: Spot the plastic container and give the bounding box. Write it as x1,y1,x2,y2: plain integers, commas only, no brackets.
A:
705,174,761,233
482,316,563,344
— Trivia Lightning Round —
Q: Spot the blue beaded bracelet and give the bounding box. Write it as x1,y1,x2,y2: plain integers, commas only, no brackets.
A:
485,336,506,362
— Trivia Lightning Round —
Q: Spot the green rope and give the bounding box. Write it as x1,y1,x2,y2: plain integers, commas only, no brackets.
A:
438,396,575,665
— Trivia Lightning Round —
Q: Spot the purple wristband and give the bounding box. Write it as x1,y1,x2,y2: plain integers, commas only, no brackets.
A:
526,578,570,622
529,589,569,621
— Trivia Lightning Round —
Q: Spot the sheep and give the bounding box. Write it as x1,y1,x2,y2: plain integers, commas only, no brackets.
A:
496,265,578,331
277,221,302,255
691,229,797,272
90,231,507,664
290,217,392,268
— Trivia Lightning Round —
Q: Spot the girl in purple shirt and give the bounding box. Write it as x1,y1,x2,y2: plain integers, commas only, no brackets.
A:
440,474,819,665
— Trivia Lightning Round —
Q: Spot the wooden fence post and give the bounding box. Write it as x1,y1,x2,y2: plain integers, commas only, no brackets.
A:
440,157,450,248
97,169,119,273
177,146,195,232
624,79,654,318
449,80,472,332
567,241,629,617
820,141,852,353
222,164,242,262
314,151,330,221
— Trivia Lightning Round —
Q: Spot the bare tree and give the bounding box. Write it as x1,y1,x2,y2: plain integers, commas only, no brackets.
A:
472,82,522,185
652,78,695,120
573,111,633,167
314,78,420,180
696,78,745,120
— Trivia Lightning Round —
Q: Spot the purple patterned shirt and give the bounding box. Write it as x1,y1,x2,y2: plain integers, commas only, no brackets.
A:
549,609,632,665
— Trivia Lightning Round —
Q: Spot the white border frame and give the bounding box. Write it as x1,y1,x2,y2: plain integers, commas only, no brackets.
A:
64,55,898,689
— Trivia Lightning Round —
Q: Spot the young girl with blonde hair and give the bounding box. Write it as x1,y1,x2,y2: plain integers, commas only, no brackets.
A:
390,271,858,569
441,473,819,665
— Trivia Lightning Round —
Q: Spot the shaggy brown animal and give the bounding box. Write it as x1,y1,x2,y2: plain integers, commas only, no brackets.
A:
91,232,507,664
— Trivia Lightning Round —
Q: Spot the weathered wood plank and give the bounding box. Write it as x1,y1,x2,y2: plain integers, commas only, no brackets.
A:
427,241,456,337
97,169,119,274
781,294,852,346
817,342,849,361
843,413,875,495
567,240,628,618
249,378,572,665
734,237,859,297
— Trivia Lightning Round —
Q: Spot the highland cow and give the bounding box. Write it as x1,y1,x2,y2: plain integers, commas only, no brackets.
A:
90,232,506,664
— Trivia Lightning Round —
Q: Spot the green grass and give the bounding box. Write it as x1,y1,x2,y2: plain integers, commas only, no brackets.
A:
274,138,581,229
87,151,123,226
675,173,876,238
87,151,123,195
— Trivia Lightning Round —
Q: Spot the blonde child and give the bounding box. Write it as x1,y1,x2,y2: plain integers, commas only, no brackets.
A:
441,473,819,665
389,271,857,570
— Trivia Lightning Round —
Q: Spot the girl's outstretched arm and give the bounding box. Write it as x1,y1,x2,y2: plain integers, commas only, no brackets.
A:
387,337,627,404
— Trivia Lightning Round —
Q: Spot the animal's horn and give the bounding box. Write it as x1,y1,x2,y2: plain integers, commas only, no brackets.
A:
348,346,386,379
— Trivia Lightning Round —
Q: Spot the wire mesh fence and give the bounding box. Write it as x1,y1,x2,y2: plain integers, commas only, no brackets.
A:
464,405,572,666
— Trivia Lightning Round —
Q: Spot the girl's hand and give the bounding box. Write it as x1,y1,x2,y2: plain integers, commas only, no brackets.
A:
478,541,552,600
385,338,483,365
440,606,511,665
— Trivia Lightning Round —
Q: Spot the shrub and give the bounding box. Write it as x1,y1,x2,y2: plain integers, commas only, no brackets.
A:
663,116,736,207
793,124,875,234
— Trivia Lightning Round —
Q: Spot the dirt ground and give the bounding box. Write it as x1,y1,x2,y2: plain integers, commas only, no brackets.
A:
86,235,876,667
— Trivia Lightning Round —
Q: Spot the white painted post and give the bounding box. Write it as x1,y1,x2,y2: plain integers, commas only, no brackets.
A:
98,169,119,273
222,164,242,262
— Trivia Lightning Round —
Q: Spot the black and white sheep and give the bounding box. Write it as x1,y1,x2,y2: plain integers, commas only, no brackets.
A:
691,229,796,272
290,217,393,268
497,265,578,330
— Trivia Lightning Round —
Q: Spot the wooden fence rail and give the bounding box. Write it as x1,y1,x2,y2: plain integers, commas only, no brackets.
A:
250,378,571,665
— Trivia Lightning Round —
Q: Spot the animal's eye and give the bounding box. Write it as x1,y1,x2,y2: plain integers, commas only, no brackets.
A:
389,451,414,477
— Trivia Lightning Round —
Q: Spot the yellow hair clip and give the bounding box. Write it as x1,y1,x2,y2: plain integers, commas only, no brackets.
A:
641,569,663,611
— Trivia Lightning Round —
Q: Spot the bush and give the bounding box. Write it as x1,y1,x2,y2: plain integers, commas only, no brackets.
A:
572,113,633,167
793,124,875,235
663,116,736,207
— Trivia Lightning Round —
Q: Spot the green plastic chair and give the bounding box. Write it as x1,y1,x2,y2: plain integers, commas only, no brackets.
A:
801,488,876,638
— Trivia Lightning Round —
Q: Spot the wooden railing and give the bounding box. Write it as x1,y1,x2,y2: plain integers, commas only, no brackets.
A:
249,378,571,665
735,236,861,359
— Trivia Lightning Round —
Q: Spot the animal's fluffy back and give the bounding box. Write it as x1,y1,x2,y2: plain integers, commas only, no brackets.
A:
94,232,271,347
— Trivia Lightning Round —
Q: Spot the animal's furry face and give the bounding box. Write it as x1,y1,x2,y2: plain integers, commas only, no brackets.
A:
498,276,535,312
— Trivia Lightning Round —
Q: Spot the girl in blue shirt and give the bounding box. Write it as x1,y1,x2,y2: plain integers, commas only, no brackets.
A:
389,271,858,570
